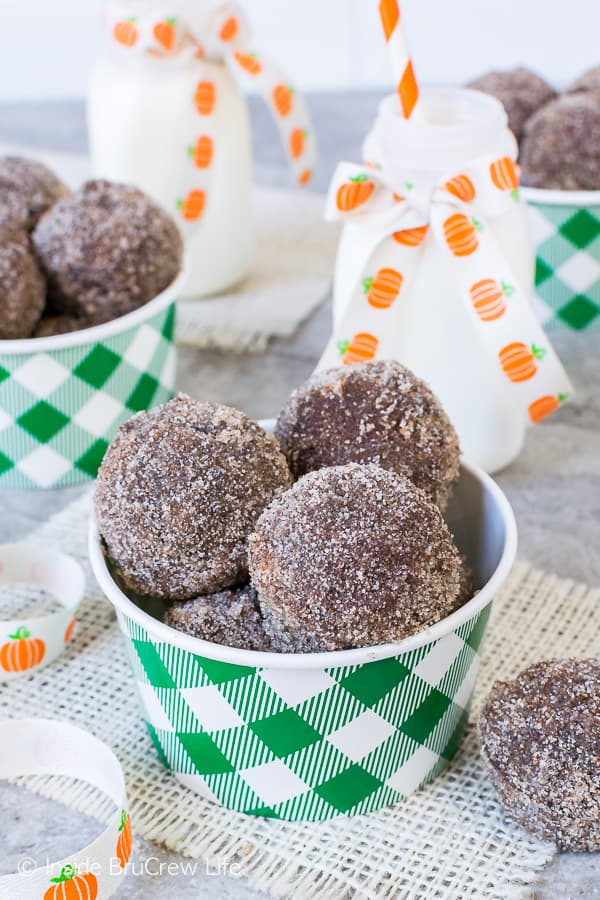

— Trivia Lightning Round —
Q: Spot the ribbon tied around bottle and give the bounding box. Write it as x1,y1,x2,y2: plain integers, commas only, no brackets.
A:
319,156,573,425
106,1,317,230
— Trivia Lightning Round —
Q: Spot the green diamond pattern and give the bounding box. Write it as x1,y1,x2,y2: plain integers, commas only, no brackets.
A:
122,604,487,821
162,304,176,341
17,402,69,443
0,452,13,476
528,198,600,330
400,689,451,744
337,657,409,707
315,764,382,814
75,439,110,477
250,708,321,758
74,345,121,388
534,257,553,287
127,373,160,412
0,301,177,488
559,209,600,248
558,295,600,330
177,732,235,775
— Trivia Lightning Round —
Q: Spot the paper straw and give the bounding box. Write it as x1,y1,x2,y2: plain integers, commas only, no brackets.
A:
378,0,419,118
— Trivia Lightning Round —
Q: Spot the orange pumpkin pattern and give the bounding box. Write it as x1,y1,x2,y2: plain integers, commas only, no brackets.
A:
219,16,239,41
273,84,294,117
64,617,77,645
338,333,379,364
0,626,45,672
499,342,546,383
528,393,567,423
178,190,206,221
490,157,519,194
363,268,403,309
289,128,307,160
393,225,429,247
469,278,514,322
234,52,262,75
189,136,213,169
194,81,216,116
336,175,375,212
44,865,98,900
116,809,133,868
113,19,138,47
445,174,476,203
443,213,479,257
153,18,176,51
298,169,313,186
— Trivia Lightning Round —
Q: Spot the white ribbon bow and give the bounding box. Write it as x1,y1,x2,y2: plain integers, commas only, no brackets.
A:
319,156,573,425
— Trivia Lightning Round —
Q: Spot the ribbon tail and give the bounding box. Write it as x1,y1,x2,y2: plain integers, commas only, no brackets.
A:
227,48,317,187
317,230,425,371
430,200,574,425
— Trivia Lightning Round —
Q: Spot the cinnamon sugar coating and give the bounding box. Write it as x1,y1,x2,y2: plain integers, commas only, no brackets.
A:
95,394,292,600
467,68,556,141
568,66,600,94
164,586,271,652
249,463,462,652
275,361,460,510
33,315,93,338
32,180,183,319
479,658,600,851
0,227,46,339
0,156,69,231
521,92,600,190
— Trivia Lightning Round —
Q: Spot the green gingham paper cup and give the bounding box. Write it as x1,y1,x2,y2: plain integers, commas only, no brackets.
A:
89,451,517,822
0,270,185,489
523,187,600,330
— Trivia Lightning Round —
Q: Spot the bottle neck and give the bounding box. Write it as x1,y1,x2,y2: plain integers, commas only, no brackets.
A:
369,88,517,189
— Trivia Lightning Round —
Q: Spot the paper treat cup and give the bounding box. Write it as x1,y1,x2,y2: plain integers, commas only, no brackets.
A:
0,270,185,489
523,186,600,330
89,452,517,822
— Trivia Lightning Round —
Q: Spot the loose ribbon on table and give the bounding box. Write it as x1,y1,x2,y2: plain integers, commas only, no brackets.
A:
318,155,573,425
0,719,131,899
106,2,317,231
0,544,84,682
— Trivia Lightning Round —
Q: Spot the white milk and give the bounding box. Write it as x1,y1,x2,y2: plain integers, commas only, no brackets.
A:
88,4,254,298
333,89,535,473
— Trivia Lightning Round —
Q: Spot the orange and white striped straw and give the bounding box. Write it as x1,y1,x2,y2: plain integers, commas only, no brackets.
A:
378,0,419,118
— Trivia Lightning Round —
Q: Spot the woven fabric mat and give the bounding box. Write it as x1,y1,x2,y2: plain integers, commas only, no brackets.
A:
3,493,600,899
0,142,338,353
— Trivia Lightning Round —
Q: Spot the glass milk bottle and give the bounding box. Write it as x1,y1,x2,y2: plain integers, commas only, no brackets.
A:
333,88,535,473
87,0,254,298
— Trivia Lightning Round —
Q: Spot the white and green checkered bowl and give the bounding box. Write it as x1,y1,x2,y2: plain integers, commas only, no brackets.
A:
523,186,600,330
89,455,516,821
0,270,185,488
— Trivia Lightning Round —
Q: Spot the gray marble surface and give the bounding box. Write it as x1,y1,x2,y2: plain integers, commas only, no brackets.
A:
0,95,599,898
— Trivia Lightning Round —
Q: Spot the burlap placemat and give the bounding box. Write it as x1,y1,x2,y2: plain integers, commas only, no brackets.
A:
2,494,599,898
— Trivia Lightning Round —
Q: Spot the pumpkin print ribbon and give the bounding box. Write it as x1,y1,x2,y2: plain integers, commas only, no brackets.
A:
0,544,84,682
106,1,317,230
319,156,573,425
0,719,131,898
